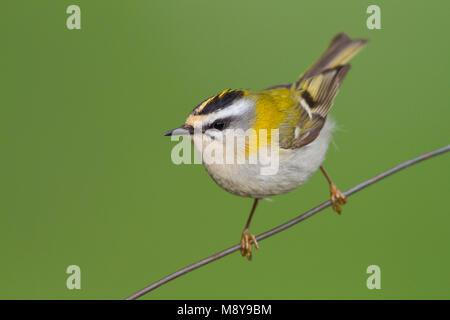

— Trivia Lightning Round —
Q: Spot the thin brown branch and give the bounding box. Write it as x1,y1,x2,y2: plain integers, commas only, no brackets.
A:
125,144,450,300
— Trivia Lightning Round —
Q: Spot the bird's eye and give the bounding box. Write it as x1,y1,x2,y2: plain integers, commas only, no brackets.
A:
211,120,225,131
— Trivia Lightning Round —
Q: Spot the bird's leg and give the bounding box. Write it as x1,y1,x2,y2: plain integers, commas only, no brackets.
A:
320,165,347,214
240,199,260,260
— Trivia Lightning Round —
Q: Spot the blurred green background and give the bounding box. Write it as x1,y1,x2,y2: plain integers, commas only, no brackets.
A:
1,0,449,299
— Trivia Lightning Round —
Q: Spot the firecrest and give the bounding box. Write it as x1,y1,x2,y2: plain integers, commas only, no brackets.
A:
164,33,368,260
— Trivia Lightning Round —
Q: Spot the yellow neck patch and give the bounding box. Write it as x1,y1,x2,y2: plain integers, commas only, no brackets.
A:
246,87,296,155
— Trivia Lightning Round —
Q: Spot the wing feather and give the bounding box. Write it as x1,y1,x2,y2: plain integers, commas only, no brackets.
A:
260,33,368,149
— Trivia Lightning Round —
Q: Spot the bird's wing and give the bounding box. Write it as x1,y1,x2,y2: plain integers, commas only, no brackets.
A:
271,33,368,149
279,65,351,149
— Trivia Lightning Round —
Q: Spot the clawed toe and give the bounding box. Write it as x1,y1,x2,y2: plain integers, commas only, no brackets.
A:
330,183,347,214
240,229,259,260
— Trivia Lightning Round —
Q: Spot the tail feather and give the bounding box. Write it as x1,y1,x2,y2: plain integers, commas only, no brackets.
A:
287,34,368,149
299,33,368,82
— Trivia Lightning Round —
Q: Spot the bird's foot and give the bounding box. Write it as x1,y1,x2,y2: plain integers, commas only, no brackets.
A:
240,229,259,261
330,183,347,214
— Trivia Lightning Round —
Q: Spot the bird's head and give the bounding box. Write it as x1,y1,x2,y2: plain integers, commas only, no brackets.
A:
164,90,255,147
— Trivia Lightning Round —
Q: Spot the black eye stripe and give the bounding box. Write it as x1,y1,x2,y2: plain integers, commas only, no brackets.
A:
204,117,234,132
212,121,225,130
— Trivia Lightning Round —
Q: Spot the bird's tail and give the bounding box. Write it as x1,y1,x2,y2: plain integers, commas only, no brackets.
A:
297,33,368,83
289,34,368,125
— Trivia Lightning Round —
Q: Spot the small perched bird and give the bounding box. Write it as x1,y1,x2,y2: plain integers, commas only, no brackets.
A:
164,33,368,260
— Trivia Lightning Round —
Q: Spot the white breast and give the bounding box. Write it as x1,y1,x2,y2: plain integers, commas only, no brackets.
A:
199,118,336,198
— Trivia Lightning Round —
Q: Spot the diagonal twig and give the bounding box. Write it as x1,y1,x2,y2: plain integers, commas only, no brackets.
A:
125,144,450,300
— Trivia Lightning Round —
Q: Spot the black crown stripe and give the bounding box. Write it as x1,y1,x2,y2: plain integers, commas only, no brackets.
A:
196,90,244,115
